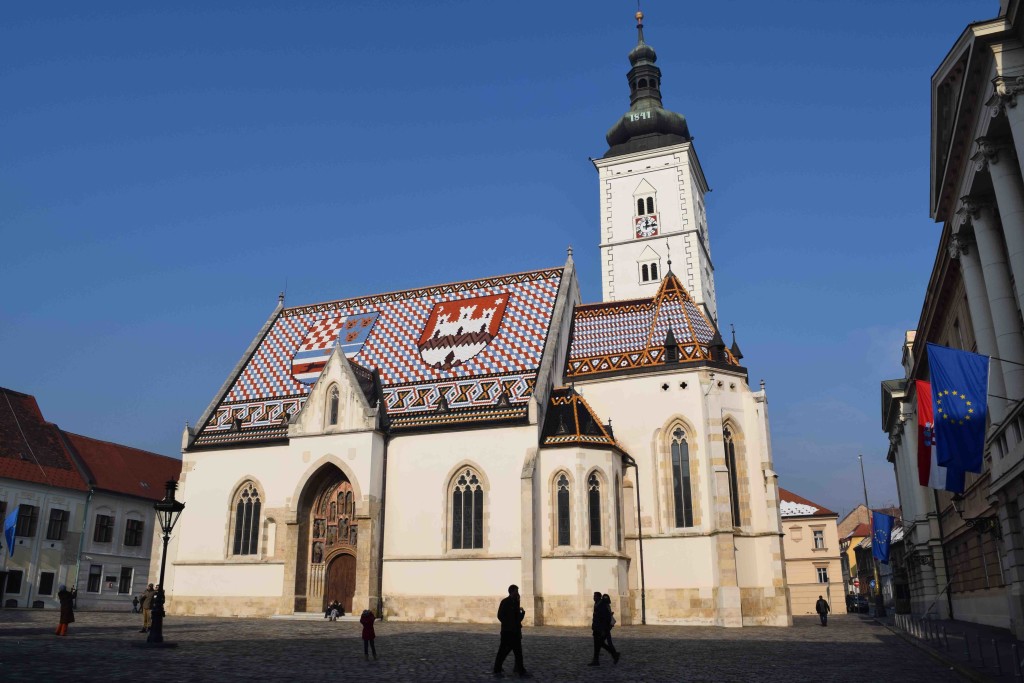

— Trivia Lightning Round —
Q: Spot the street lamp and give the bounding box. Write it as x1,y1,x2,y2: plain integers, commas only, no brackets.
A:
147,479,185,645
949,494,1002,540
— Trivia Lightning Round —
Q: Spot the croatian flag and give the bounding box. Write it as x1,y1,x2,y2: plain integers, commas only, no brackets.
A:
915,380,964,494
291,312,379,385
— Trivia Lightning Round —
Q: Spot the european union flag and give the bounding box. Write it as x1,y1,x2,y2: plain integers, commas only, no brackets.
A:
3,505,18,558
927,343,989,474
872,512,895,565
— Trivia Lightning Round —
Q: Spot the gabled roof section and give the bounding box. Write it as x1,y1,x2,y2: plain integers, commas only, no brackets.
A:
193,267,564,446
540,386,625,453
778,487,836,518
0,387,88,491
62,432,182,502
567,272,739,379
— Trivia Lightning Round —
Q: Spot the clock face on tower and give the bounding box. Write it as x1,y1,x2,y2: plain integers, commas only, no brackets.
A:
635,214,659,238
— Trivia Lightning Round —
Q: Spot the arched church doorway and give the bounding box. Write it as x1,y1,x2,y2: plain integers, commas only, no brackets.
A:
295,465,359,612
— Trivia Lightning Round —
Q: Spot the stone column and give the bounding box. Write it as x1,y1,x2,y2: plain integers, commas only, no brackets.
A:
959,196,1024,402
712,464,742,627
976,137,1024,321
950,226,1009,421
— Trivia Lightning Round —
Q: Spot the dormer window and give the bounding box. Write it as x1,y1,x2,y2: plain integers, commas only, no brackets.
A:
638,246,662,284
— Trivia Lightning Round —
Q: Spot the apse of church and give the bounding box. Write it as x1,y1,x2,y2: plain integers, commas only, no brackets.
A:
158,13,790,628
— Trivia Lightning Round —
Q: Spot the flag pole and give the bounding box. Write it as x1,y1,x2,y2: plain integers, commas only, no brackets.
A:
859,454,884,615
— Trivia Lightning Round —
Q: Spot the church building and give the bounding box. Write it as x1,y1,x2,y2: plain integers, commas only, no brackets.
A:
160,13,792,628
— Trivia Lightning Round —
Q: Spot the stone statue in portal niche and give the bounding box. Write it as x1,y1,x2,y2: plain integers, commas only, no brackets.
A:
326,526,337,547
312,541,324,564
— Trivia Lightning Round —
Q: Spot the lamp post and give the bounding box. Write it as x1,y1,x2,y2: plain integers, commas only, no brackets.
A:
147,479,185,645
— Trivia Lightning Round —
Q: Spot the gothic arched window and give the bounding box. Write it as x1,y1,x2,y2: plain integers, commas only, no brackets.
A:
556,473,571,546
641,263,650,281
614,474,622,550
671,428,694,527
725,427,741,527
588,472,603,546
646,196,655,214
328,386,340,426
451,468,484,550
650,263,659,280
637,198,645,215
232,481,262,555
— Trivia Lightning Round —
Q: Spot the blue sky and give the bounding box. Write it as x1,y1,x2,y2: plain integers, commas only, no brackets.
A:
0,1,994,517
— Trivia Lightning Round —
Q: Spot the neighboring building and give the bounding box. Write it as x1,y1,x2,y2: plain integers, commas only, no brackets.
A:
0,387,180,610
778,488,844,615
839,521,871,596
880,0,1024,637
160,14,792,628
838,504,869,539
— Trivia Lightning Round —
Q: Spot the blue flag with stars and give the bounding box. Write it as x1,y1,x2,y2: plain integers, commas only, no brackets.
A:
3,504,18,558
927,343,988,474
872,511,895,565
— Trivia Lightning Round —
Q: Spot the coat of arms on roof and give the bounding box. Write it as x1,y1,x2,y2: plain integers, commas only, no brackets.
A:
291,312,379,384
417,293,510,371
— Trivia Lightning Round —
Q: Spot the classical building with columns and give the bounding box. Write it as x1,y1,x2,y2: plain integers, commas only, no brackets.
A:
880,0,1024,637
159,14,792,627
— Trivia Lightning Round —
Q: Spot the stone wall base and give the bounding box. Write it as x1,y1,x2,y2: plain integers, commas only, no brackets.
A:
627,587,790,626
383,595,499,624
167,595,288,618
740,586,791,626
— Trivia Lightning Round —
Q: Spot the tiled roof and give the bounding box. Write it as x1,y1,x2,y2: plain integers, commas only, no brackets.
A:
196,267,563,444
566,273,738,379
846,522,872,539
778,487,836,517
540,387,626,453
63,432,182,502
0,387,88,491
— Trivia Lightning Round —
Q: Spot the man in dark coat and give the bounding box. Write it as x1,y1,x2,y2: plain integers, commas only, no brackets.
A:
140,583,156,633
815,595,830,626
493,584,529,677
55,584,75,636
589,591,619,665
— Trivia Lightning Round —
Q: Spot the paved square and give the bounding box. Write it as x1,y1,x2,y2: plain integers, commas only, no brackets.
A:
0,611,962,681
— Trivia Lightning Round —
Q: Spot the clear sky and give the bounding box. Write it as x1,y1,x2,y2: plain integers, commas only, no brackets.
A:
0,0,995,518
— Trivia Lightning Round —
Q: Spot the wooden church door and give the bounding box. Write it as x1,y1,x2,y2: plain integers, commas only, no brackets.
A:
324,553,356,613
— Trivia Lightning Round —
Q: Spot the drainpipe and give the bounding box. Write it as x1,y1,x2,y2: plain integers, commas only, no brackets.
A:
74,488,94,607
376,432,389,620
623,454,646,625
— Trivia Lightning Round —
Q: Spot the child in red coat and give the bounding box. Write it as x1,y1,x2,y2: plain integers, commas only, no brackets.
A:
360,609,377,660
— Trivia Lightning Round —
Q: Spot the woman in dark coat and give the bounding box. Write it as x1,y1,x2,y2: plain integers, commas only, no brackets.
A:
56,584,75,636
360,609,377,660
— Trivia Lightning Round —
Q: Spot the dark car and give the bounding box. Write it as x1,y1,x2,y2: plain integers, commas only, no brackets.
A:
849,595,869,613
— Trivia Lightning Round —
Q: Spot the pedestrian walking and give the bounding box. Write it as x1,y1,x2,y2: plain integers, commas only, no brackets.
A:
815,595,830,626
600,594,620,659
493,584,530,677
588,591,619,666
360,608,378,660
139,583,156,633
132,596,140,613
55,584,75,636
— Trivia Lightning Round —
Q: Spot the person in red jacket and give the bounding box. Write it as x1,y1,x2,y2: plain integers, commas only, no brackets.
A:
360,609,378,660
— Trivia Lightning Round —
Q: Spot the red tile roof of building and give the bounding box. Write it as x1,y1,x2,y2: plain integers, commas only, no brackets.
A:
777,487,836,517
845,522,873,539
0,387,88,491
63,432,182,502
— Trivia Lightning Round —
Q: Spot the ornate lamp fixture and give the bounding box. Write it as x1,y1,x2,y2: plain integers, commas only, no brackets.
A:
950,494,1001,540
147,480,186,645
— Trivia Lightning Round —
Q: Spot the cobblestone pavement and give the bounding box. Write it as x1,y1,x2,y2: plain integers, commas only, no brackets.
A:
0,611,964,682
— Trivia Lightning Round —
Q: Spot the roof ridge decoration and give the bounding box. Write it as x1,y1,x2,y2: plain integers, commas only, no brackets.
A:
566,272,739,379
540,387,626,453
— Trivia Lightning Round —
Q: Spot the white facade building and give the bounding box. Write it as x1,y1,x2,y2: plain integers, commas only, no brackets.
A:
161,14,791,628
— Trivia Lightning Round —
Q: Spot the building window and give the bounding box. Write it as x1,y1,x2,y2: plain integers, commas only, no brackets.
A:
556,473,571,546
87,564,102,593
451,468,484,550
6,570,23,595
588,472,603,546
671,428,694,527
328,386,340,426
0,501,7,523
46,508,69,541
817,567,829,584
124,519,144,547
813,529,825,549
94,514,114,543
232,481,262,556
39,571,55,596
650,263,658,280
641,263,650,281
724,428,741,527
118,567,134,594
16,504,39,537
614,474,623,551
646,196,655,214
637,198,645,215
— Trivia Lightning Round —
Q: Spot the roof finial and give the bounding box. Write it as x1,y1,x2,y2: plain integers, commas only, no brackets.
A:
278,291,285,304
567,244,573,258
636,3,645,45
665,238,672,272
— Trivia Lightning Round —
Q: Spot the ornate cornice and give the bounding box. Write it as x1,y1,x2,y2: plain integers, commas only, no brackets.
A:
973,136,1015,171
957,195,996,220
990,75,1024,115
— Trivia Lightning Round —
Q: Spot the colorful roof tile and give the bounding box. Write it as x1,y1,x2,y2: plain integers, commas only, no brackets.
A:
195,267,563,444
567,273,738,379
778,487,836,518
540,387,626,453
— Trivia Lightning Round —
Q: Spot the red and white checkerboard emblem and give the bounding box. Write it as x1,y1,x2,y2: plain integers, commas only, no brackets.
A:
417,293,509,371
291,312,379,384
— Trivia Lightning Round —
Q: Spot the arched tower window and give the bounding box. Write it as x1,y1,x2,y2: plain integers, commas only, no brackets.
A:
588,472,603,546
614,474,622,551
650,263,659,280
637,198,645,215
232,481,262,556
646,196,655,214
671,428,694,527
328,386,340,426
556,473,571,546
451,468,484,550
641,264,650,281
725,428,741,527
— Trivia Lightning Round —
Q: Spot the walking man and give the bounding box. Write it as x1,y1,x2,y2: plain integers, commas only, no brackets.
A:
815,595,830,626
493,584,530,677
589,591,619,665
139,583,156,633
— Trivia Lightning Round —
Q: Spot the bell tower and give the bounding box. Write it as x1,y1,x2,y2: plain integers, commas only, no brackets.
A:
594,11,717,321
